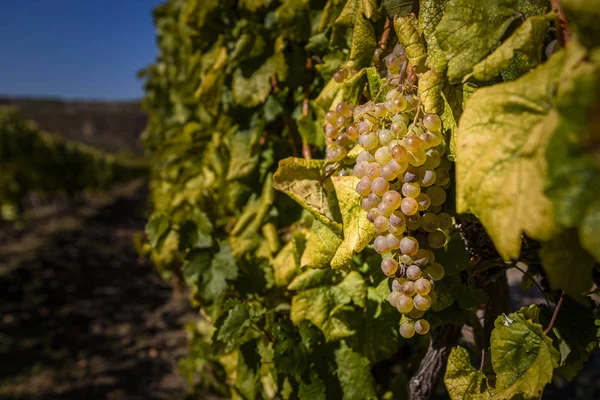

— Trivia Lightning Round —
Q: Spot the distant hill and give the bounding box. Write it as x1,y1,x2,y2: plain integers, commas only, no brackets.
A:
0,97,147,155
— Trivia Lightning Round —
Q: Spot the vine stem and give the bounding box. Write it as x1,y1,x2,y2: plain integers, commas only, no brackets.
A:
511,263,551,308
378,18,392,50
302,56,313,160
543,291,565,335
550,0,571,46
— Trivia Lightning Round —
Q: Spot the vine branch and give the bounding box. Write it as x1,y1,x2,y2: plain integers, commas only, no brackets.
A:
544,291,565,335
378,18,392,50
408,325,461,400
550,0,571,46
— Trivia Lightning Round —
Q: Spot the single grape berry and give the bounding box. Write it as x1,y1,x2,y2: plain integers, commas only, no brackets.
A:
402,182,420,198
399,236,419,255
427,230,447,248
401,197,419,215
397,295,414,314
414,278,431,296
381,190,402,210
413,294,432,311
427,186,446,206
406,265,422,280
409,308,425,319
422,114,441,132
414,319,430,335
399,321,415,338
421,213,440,232
381,257,399,276
400,281,416,296
388,291,402,307
425,262,445,281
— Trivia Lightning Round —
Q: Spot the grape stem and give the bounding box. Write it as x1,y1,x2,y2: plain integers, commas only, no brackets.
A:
511,263,551,308
302,56,313,159
378,17,392,50
543,291,565,335
412,97,422,127
550,0,571,46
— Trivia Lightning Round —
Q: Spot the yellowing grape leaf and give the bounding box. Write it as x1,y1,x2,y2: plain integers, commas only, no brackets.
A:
273,241,300,287
563,0,600,50
273,157,342,234
456,52,565,260
435,0,520,83
419,69,444,114
394,15,426,69
330,176,377,269
468,14,550,82
301,219,343,269
232,52,288,107
418,0,448,71
445,346,494,400
490,306,559,399
540,230,596,303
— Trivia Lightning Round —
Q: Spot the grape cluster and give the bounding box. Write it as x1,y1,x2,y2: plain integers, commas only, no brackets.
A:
324,45,408,164
352,104,451,338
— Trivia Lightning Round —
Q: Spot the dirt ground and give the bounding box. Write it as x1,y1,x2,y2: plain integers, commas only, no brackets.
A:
0,181,198,400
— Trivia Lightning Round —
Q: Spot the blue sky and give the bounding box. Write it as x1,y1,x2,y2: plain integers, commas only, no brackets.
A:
0,0,163,100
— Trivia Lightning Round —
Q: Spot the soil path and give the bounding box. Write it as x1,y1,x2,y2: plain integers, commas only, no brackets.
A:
0,181,197,400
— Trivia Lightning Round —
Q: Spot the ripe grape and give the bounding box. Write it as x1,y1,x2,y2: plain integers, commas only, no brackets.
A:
387,159,407,175
399,321,415,338
397,295,414,314
423,114,441,131
371,177,389,196
408,149,427,167
414,294,432,311
401,166,419,183
414,278,431,296
375,146,392,165
391,121,407,137
438,212,453,233
425,262,445,281
418,169,436,187
378,129,393,145
427,230,447,248
388,291,402,307
391,278,405,292
381,257,398,276
373,215,389,233
412,249,429,267
325,110,338,123
359,131,379,150
406,265,422,280
427,186,446,206
401,197,419,215
380,164,397,181
421,213,440,232
400,281,416,296
414,319,430,335
434,168,450,186
402,182,420,198
399,236,419,255
424,149,441,169
385,233,401,250
399,254,413,265
377,202,394,217
356,176,372,197
382,190,402,210
356,150,374,164
365,163,381,180
415,193,431,211
391,144,408,163
409,308,425,319
406,213,421,230
405,135,424,152
366,209,379,223
373,235,388,254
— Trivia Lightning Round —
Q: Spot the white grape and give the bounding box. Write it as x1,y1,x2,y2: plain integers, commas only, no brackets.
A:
381,257,398,276
423,114,441,132
414,278,431,296
399,321,415,338
414,294,432,311
414,319,430,335
371,177,389,196
406,265,422,280
399,236,419,256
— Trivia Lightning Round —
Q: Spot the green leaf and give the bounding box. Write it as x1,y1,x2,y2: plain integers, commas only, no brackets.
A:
236,340,261,400
187,241,238,301
490,305,559,399
456,52,565,260
467,14,551,82
342,67,368,105
330,176,377,269
366,67,385,102
217,303,254,352
394,15,427,69
435,0,520,83
146,213,171,252
226,128,261,181
434,232,470,276
419,0,449,71
382,0,413,18
178,211,213,250
232,52,288,107
273,320,309,379
299,373,327,400
544,45,600,261
563,0,600,50
539,230,596,303
288,267,336,291
335,342,377,400
273,241,300,287
296,103,326,147
550,297,598,380
418,69,444,114
290,272,366,341
430,275,461,311
445,346,494,400
301,219,343,269
273,157,342,234
444,82,477,160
